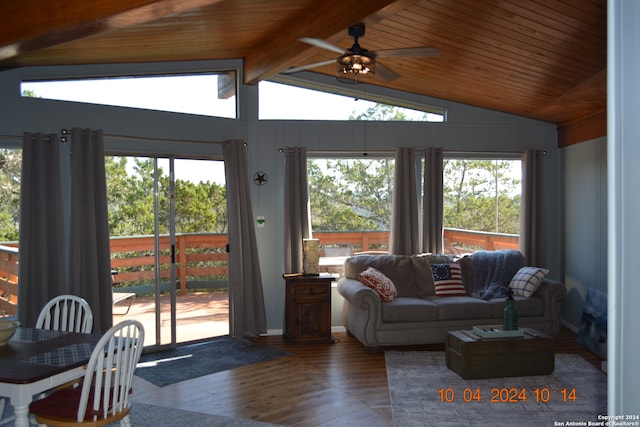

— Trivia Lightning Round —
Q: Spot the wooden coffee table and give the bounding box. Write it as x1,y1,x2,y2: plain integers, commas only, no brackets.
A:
445,328,554,379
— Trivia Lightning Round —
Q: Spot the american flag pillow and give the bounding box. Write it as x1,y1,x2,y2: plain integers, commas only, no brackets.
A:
431,263,467,296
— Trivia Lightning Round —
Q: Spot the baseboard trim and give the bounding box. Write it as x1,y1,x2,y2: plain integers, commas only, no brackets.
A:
263,326,346,336
561,319,579,333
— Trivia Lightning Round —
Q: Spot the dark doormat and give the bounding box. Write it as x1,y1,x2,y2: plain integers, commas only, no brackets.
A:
135,337,290,387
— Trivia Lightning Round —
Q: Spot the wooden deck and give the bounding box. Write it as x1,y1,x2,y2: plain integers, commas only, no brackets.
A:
113,291,229,345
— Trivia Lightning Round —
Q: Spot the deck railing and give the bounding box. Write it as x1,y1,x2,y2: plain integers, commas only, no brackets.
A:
0,229,518,316
0,244,19,316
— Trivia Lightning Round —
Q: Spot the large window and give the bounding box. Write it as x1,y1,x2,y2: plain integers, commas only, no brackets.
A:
307,154,522,257
308,157,394,254
442,157,521,254
21,72,237,119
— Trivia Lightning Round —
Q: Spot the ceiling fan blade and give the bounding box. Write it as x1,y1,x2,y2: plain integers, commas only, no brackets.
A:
299,37,346,54
375,62,400,81
280,59,337,74
374,46,440,58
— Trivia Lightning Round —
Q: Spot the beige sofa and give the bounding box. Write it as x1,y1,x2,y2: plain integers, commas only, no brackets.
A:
337,251,566,352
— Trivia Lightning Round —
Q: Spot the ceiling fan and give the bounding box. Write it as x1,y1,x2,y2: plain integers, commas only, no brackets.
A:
281,23,440,82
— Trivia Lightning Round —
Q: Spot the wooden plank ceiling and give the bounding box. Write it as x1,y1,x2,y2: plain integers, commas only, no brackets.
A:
0,0,606,144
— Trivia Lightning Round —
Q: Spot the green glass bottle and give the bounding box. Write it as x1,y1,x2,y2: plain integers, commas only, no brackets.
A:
503,288,518,330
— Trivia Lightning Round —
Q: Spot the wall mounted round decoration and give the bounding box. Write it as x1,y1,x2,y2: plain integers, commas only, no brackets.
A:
253,172,267,186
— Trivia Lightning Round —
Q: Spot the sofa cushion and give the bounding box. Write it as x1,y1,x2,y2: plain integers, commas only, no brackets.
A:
412,253,455,297
489,296,545,318
431,263,467,296
426,295,493,320
381,297,438,323
358,267,397,302
345,254,418,297
510,267,549,297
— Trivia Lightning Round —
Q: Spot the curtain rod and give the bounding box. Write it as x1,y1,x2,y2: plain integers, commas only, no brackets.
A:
278,148,394,156
278,148,536,157
60,129,225,145
1,131,225,146
0,133,67,143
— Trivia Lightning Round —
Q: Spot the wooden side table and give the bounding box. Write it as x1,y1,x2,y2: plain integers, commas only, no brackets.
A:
283,274,335,344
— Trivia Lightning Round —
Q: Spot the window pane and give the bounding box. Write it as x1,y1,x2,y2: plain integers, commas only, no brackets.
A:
0,148,21,318
0,148,21,242
309,158,394,255
21,72,237,119
260,81,444,121
442,158,521,255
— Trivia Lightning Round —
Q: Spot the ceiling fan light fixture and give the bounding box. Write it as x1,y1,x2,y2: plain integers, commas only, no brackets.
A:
336,53,375,83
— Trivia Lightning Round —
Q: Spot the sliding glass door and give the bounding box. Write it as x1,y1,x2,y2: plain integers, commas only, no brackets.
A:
107,156,228,349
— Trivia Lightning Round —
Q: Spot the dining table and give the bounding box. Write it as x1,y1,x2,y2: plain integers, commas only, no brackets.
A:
0,326,102,427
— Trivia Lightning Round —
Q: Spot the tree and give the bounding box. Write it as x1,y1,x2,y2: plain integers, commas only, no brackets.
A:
0,149,21,241
309,159,394,231
105,156,227,236
443,159,520,234
309,101,521,237
350,104,408,121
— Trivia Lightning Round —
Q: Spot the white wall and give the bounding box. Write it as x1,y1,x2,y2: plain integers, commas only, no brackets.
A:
608,0,640,415
562,137,608,330
0,60,560,332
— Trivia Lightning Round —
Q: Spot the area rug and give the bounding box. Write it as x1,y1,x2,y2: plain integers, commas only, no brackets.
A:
1,402,282,426
385,351,607,427
135,337,290,387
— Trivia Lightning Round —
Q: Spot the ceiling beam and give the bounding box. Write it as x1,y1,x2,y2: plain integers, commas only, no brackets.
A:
243,0,416,85
0,0,222,62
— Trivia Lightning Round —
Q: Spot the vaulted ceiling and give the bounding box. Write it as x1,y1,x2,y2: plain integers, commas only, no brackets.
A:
0,0,606,145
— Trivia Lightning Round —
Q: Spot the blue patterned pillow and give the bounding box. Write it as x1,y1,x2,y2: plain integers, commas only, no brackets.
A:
509,267,549,297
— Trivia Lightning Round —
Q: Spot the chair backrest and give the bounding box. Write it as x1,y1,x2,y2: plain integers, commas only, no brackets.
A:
35,295,94,333
77,320,145,423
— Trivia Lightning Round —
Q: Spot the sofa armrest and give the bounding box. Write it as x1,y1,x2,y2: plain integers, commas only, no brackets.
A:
337,277,383,347
533,278,566,335
337,278,382,313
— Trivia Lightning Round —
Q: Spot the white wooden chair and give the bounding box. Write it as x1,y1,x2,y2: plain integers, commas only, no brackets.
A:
29,320,145,426
0,295,94,426
35,295,94,334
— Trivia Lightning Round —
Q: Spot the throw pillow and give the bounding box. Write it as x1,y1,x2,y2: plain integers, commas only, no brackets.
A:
510,266,549,297
431,263,467,296
358,267,397,302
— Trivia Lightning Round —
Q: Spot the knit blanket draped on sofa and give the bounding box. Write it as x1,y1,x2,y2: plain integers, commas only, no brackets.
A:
469,249,524,299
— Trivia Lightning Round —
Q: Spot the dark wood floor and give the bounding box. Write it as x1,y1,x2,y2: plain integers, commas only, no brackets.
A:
131,327,604,426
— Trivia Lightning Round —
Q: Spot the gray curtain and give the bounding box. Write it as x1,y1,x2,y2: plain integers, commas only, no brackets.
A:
283,147,311,273
68,128,113,333
390,147,419,255
224,140,267,339
18,133,67,328
520,149,546,266
422,147,444,253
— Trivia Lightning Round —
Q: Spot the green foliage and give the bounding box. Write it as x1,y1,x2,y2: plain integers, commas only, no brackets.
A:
443,159,520,234
309,159,394,231
0,149,22,241
350,104,408,121
106,157,227,236
349,102,433,121
309,103,521,235
21,89,39,98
